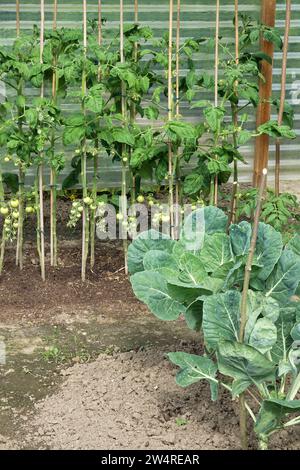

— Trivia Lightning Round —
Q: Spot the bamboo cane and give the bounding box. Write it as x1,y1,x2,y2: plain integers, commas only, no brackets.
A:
239,167,267,450
275,0,291,196
227,0,239,227
16,0,20,36
130,0,138,204
212,0,220,206
53,0,58,30
38,0,46,281
50,0,58,267
174,0,181,238
90,0,102,269
81,0,89,281
15,0,25,270
120,0,129,273
0,167,5,275
168,0,174,239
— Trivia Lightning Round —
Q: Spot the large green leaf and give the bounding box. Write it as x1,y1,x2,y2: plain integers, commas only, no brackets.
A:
230,221,251,256
217,341,276,396
143,250,178,271
204,106,225,132
178,252,207,286
130,271,186,321
128,230,175,274
184,298,203,331
180,206,227,252
85,93,104,114
202,291,240,350
167,282,209,305
245,291,280,345
287,234,300,257
271,304,297,364
168,352,218,400
248,318,277,354
199,233,233,273
255,223,283,281
266,249,300,303
183,172,204,195
255,399,300,436
112,127,135,147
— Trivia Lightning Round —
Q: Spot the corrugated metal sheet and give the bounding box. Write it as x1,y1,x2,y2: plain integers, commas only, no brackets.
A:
0,0,299,188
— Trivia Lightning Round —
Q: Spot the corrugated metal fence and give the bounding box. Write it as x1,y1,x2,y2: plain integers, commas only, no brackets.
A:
0,0,299,188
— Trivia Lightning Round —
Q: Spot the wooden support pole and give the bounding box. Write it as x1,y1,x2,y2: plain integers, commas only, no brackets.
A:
253,0,276,187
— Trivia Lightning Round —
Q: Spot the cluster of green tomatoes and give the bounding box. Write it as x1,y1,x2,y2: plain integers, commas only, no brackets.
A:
0,197,36,241
0,199,20,240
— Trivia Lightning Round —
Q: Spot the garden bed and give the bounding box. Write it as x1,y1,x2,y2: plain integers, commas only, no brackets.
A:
10,344,300,450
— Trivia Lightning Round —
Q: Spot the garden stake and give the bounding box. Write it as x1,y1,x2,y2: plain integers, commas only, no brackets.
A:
15,0,25,270
174,0,181,238
211,0,220,206
50,0,58,267
168,0,175,239
16,0,20,36
81,0,89,281
275,0,291,196
129,0,138,203
239,167,267,450
90,0,102,269
0,167,5,275
228,0,239,226
120,0,129,273
38,0,46,281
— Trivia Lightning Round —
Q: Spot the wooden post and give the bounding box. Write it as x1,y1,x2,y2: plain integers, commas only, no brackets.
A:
253,0,276,187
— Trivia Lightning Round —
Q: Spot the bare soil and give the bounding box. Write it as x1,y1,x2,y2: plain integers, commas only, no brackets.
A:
0,191,299,450
23,345,300,450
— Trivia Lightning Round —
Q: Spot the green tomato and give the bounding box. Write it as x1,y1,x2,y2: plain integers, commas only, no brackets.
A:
12,211,19,219
137,195,145,203
83,197,93,205
77,206,83,212
0,207,9,216
25,206,34,214
10,199,19,208
13,222,19,229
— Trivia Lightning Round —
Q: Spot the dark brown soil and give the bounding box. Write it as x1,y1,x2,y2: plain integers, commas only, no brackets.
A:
0,238,138,325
